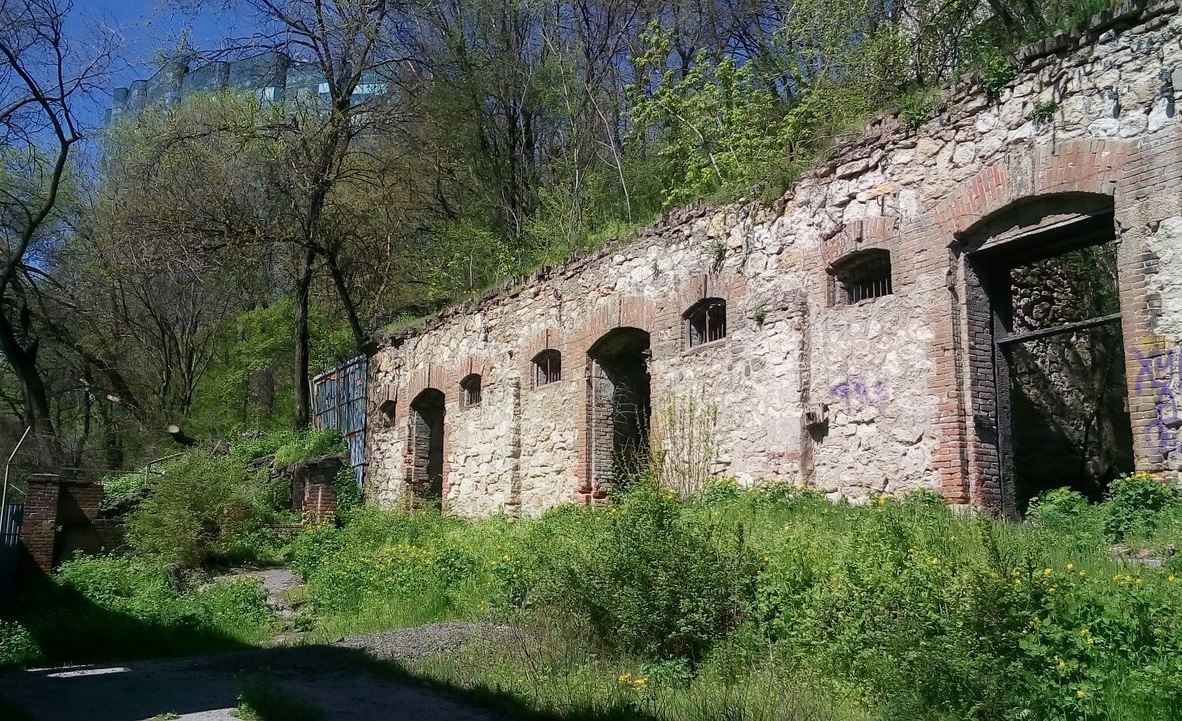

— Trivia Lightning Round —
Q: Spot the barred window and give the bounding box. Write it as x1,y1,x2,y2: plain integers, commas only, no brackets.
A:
684,298,727,348
460,374,482,408
830,249,892,305
533,349,562,387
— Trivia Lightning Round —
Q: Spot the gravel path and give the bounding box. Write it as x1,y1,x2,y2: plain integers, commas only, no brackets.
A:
0,623,509,721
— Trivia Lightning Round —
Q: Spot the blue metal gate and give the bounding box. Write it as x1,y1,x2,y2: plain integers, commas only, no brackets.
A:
0,502,23,610
312,356,368,489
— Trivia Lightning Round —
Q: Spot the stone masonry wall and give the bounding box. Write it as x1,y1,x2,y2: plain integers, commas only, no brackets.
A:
366,1,1182,517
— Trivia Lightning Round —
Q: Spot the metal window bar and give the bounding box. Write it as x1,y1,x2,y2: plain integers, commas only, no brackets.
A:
461,375,482,407
535,351,561,386
840,253,893,304
687,299,727,347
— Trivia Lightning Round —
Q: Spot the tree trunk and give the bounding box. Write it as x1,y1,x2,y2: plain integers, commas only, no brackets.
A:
293,247,316,430
0,313,58,466
325,252,367,353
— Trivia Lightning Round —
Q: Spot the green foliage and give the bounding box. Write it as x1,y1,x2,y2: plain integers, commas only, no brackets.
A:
273,429,346,466
1028,487,1104,538
629,25,797,208
190,299,354,438
1104,472,1182,543
13,555,273,664
1032,98,1059,124
282,479,1182,720
125,453,279,566
898,90,939,132
334,465,363,515
98,471,147,509
982,53,1020,100
534,483,757,661
0,620,40,668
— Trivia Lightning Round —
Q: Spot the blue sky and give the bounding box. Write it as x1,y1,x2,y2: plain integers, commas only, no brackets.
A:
70,1,248,126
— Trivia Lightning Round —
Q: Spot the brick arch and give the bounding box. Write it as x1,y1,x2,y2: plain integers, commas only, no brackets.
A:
405,365,445,406
822,216,900,268
922,139,1136,512
523,327,566,362
574,297,658,350
932,139,1133,240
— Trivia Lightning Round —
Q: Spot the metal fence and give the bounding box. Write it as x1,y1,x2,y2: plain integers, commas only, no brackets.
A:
0,502,23,610
311,356,368,490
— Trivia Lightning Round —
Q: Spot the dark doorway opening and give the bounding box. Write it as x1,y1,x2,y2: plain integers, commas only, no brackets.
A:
973,212,1134,513
408,388,445,506
587,328,652,495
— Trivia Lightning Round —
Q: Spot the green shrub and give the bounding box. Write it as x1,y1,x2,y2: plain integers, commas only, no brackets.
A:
981,53,1019,100
1104,472,1182,543
125,453,269,566
534,483,757,661
197,577,273,629
334,466,362,514
99,471,147,510
1028,487,1100,535
0,620,40,667
14,555,274,663
273,429,346,467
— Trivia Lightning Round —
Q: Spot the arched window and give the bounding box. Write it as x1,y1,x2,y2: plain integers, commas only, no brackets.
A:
684,298,727,348
377,399,396,427
460,373,482,408
830,249,892,305
533,349,562,387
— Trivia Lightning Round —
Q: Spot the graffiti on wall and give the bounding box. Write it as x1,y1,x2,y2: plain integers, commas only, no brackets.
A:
829,377,889,412
1131,345,1182,456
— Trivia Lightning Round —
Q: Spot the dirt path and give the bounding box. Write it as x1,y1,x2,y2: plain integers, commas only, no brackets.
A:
0,625,510,721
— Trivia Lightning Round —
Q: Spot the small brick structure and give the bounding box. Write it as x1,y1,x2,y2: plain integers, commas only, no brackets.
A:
19,474,109,578
290,456,341,523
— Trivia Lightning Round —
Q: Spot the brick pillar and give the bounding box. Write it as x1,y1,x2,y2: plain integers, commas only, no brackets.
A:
19,474,61,577
292,456,341,523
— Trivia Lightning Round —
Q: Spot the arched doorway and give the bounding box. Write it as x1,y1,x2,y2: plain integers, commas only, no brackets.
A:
587,327,651,495
408,388,445,505
961,194,1134,515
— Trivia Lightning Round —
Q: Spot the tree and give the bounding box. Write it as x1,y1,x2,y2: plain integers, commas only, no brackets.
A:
192,0,412,428
0,0,112,464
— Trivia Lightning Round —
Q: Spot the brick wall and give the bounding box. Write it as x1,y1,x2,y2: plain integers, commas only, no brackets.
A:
291,457,341,523
18,474,108,577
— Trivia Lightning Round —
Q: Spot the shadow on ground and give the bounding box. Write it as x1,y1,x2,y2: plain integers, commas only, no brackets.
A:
0,582,662,721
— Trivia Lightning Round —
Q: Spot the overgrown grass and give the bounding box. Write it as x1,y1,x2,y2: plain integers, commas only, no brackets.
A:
7,470,1182,721
2,555,276,667
288,479,1182,721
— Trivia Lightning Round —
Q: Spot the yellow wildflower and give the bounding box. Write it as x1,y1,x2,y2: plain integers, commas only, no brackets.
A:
618,673,632,682
1067,563,1074,571
1077,689,1086,699
1043,568,1052,576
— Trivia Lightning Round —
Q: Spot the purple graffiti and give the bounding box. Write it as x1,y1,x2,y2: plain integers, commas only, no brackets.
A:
1130,346,1182,455
829,377,888,411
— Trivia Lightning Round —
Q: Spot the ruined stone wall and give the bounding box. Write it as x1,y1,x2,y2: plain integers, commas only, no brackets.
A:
366,1,1182,517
